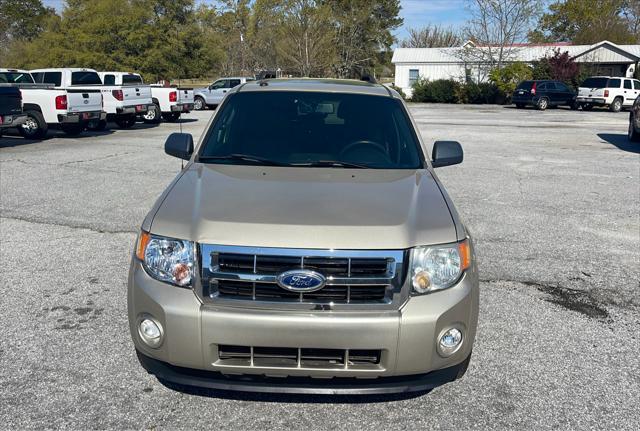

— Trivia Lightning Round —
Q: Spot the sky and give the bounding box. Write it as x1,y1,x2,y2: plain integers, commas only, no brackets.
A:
42,0,471,43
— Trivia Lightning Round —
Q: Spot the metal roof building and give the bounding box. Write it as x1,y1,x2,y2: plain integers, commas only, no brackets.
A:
392,41,640,96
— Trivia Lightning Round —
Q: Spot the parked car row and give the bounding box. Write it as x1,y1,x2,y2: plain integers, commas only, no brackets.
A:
0,68,195,139
513,76,640,112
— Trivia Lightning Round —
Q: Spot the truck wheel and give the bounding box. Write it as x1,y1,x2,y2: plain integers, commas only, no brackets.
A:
609,97,623,113
143,104,161,124
536,97,548,111
162,113,181,122
115,114,137,129
86,119,107,131
629,115,640,142
194,97,206,111
61,123,84,136
18,110,48,139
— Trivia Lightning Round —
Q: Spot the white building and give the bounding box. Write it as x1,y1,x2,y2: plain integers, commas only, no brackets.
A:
392,40,640,97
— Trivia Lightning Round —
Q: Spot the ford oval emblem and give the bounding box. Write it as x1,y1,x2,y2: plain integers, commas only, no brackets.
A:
276,270,326,292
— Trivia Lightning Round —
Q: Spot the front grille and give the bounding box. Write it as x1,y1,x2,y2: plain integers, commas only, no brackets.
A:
215,280,387,301
201,245,405,307
217,345,382,369
217,253,389,277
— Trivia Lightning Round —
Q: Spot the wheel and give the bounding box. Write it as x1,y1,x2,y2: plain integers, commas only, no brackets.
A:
582,104,593,111
86,119,107,131
194,97,206,111
536,97,548,111
61,123,84,136
162,112,181,122
18,110,48,139
609,97,623,113
629,115,640,142
115,114,136,129
143,104,161,124
515,103,525,109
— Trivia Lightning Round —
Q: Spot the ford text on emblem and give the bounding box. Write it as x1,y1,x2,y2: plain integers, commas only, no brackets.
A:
83,100,89,104
276,270,326,293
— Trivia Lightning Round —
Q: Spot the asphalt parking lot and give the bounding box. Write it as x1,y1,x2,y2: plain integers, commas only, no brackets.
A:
1,105,638,430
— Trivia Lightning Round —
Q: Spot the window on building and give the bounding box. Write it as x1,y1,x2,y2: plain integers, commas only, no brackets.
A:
409,69,419,86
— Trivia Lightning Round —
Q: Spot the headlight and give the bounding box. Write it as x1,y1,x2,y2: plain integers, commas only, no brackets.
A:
410,239,471,294
136,231,194,287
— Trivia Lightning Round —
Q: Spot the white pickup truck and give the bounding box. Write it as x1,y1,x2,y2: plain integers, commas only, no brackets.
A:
31,68,152,130
95,71,153,129
0,68,104,138
89,72,194,123
577,76,640,112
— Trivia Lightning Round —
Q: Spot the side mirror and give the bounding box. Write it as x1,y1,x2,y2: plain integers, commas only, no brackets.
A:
165,132,193,160
431,140,463,168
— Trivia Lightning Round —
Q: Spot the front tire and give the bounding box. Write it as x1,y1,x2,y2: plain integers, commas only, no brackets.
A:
61,123,84,136
609,97,623,113
86,119,107,131
536,97,548,111
18,110,48,139
162,112,181,122
115,114,136,129
629,115,640,142
194,97,206,111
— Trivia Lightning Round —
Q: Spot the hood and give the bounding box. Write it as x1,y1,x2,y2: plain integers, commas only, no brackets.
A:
149,164,457,249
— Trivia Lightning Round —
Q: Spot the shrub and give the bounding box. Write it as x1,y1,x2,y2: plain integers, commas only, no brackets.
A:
411,79,460,103
388,83,407,99
456,82,505,104
489,62,533,99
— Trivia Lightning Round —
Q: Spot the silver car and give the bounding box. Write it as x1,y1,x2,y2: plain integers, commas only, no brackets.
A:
129,78,479,394
193,77,254,110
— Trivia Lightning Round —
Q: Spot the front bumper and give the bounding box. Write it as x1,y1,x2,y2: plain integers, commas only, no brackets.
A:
128,258,479,393
58,111,103,123
137,349,471,394
0,113,27,128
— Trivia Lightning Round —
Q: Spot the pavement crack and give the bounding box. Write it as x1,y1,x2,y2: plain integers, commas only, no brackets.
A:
0,215,136,235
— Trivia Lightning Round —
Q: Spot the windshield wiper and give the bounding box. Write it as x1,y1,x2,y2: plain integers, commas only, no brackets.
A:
198,154,288,166
291,160,369,169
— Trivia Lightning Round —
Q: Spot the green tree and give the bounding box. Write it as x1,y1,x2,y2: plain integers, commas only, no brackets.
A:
277,0,335,77
529,0,636,44
489,61,532,98
0,0,54,66
322,0,402,78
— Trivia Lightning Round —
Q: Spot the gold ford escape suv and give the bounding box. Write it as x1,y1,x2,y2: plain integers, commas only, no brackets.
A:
128,79,479,394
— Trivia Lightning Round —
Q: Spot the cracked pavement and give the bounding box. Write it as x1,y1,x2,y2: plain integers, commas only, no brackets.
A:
1,106,639,430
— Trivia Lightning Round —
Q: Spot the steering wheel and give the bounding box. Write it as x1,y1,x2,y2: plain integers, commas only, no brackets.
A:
340,140,389,160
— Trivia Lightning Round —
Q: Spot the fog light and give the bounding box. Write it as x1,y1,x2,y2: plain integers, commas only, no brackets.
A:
437,327,463,357
138,317,163,348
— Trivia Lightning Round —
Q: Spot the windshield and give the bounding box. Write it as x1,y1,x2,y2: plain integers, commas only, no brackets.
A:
199,91,423,169
123,74,143,84
71,71,102,85
582,77,608,88
0,72,35,83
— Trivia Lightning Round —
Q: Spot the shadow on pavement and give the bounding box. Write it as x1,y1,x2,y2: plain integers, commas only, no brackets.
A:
597,133,640,154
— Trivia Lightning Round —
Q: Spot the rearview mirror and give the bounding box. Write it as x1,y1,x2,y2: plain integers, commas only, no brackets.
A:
165,133,194,160
431,140,463,168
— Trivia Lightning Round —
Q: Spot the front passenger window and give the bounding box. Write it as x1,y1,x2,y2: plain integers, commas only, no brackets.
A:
210,80,225,90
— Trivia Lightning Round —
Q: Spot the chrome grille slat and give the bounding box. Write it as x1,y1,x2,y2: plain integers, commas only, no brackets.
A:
200,245,406,310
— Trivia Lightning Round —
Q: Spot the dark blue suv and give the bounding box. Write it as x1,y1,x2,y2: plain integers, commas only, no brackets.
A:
513,80,578,111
